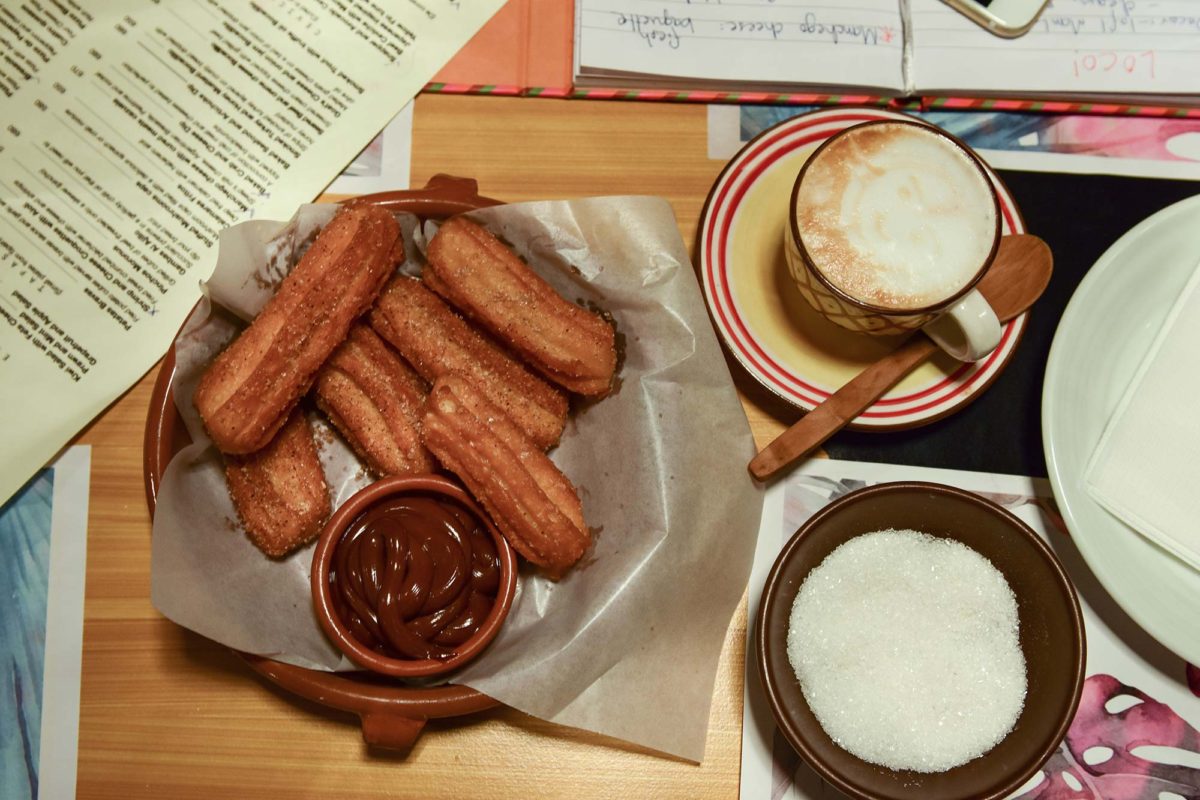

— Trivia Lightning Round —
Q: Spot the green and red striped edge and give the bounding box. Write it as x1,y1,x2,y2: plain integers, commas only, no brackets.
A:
421,82,1200,118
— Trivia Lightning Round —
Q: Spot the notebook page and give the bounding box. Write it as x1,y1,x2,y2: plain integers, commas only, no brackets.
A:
909,0,1200,96
575,0,906,91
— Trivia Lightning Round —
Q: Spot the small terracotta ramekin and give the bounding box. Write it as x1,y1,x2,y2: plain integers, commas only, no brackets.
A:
311,475,517,679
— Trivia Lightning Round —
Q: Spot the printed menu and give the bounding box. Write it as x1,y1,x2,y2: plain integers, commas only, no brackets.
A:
0,0,503,506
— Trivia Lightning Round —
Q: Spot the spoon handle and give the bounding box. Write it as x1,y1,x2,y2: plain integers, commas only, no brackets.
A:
748,335,939,481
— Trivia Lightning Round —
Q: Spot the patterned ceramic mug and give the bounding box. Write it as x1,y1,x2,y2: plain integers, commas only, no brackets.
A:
785,119,1002,362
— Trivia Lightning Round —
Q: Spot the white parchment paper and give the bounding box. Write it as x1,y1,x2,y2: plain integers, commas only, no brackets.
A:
150,196,763,761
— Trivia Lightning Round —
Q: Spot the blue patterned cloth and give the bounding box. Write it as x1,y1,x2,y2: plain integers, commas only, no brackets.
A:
0,469,53,800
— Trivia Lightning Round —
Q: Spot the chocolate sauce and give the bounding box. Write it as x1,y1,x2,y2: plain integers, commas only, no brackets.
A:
330,494,500,660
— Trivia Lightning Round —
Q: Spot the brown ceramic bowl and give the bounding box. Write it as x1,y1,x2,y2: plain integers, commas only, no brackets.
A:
312,475,518,679
756,481,1085,800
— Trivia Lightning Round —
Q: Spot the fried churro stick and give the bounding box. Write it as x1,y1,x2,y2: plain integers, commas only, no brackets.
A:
314,324,434,477
369,276,568,450
225,409,330,558
195,205,401,455
425,217,617,397
423,375,589,578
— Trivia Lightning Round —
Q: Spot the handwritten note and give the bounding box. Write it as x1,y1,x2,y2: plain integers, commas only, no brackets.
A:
575,0,906,92
575,0,1200,99
908,0,1200,96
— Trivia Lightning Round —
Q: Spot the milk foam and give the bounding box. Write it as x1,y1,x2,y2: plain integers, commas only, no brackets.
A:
796,124,997,310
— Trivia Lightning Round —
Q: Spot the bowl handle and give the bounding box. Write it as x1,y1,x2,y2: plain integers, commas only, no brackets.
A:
344,174,503,217
422,174,489,203
360,711,427,751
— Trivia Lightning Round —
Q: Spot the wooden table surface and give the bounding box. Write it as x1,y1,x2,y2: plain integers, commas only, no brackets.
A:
74,94,800,799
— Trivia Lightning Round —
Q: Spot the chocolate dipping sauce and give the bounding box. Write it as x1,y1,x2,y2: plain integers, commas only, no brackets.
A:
329,494,500,661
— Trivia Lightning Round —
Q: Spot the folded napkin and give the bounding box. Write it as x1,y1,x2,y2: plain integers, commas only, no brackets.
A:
1085,257,1200,572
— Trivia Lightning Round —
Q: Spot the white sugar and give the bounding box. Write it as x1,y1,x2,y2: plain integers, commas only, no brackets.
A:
786,529,1026,773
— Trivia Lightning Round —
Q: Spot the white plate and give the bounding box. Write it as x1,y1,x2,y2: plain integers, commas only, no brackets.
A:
1043,195,1200,666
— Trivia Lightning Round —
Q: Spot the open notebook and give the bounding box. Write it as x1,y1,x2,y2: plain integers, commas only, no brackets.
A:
574,0,1200,105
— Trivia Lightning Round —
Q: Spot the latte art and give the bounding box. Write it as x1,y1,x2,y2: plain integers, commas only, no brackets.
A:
795,123,998,311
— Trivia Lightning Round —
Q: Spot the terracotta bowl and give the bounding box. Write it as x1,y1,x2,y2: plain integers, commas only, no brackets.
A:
756,481,1085,800
312,475,518,679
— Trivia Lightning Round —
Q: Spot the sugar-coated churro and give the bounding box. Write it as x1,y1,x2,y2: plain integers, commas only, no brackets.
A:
195,205,401,455
369,276,568,450
314,324,434,477
225,409,330,558
423,374,589,578
425,217,616,397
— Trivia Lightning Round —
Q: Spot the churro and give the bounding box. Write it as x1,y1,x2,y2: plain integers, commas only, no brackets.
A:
369,276,568,450
314,324,434,477
425,218,616,396
225,409,330,558
195,205,401,455
423,374,589,578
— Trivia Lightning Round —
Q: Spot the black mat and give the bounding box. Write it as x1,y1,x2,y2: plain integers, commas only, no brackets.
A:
823,171,1198,477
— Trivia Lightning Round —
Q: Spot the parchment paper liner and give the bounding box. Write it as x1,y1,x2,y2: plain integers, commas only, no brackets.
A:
150,196,763,761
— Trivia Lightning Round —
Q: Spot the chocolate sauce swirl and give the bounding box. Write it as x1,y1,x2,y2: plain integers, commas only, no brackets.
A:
330,494,500,660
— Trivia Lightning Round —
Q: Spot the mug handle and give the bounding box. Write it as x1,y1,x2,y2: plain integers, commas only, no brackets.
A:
922,288,1001,362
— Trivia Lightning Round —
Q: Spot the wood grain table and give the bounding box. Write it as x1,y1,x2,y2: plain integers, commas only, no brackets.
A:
73,94,800,799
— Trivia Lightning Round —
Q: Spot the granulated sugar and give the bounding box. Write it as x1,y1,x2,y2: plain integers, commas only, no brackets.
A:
787,529,1026,773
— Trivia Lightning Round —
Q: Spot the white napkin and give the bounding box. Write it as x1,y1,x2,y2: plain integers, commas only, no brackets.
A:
1085,257,1200,572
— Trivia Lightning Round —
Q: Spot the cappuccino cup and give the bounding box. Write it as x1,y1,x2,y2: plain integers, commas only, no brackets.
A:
784,119,1002,362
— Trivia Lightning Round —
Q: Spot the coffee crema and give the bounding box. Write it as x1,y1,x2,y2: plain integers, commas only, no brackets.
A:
794,123,998,311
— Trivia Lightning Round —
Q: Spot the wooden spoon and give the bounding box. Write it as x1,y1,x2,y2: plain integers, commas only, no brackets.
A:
748,234,1053,482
